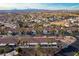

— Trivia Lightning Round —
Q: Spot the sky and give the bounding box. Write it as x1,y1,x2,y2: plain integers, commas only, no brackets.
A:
0,3,79,10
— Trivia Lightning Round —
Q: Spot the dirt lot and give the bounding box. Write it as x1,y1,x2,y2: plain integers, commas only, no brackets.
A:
50,20,68,26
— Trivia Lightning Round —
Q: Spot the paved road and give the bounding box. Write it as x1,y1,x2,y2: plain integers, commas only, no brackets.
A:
55,36,79,56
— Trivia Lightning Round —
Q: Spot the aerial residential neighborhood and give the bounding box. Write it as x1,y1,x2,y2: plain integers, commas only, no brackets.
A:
0,3,79,56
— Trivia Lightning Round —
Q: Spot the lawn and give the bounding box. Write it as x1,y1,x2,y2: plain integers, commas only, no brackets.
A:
0,46,13,54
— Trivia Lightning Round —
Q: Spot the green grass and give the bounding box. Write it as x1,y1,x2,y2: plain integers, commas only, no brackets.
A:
0,46,13,54
74,52,79,56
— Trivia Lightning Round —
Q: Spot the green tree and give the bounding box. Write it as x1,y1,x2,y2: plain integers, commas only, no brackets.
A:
0,48,4,54
74,51,79,56
0,48,6,56
16,47,22,54
59,30,65,35
35,44,43,56
35,44,41,51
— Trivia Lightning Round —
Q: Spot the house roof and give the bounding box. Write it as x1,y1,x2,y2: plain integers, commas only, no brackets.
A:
0,36,17,44
17,36,61,43
0,35,76,45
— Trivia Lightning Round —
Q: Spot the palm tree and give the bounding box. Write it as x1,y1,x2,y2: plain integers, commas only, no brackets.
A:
17,40,20,46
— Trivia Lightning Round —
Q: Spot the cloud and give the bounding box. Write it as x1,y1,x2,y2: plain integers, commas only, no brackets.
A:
0,3,46,10
69,5,79,10
0,3,79,10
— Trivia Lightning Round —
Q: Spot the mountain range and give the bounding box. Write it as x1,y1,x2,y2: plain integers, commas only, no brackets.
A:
0,9,79,13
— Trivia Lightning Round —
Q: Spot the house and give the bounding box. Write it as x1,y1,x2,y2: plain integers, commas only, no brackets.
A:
0,35,76,49
17,36,59,48
43,29,48,35
16,36,65,48
32,30,36,35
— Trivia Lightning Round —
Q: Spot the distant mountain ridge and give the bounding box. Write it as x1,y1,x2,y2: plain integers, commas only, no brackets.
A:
0,9,48,13
0,9,79,13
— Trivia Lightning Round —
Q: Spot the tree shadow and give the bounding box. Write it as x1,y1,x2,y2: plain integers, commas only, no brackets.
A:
54,36,79,56
54,45,79,56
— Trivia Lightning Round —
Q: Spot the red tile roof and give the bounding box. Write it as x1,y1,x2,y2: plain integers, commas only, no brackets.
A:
0,36,17,44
